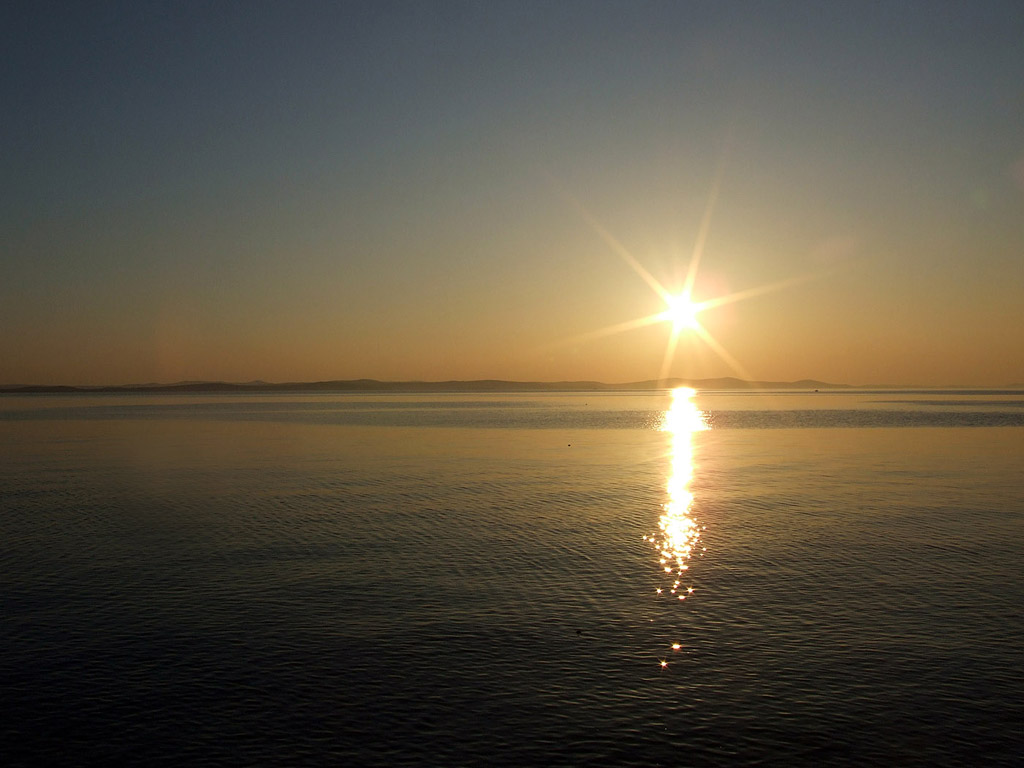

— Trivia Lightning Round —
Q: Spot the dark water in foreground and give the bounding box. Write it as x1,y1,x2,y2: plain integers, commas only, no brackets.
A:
2,390,1022,766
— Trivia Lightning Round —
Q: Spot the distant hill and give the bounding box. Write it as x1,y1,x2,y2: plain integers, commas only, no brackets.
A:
629,377,848,391
0,377,850,394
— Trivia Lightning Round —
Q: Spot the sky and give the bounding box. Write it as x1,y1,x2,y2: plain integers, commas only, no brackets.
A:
3,0,1023,386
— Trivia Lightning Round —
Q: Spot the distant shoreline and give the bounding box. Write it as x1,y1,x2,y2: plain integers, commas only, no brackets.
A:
0,377,852,394
2,378,1019,395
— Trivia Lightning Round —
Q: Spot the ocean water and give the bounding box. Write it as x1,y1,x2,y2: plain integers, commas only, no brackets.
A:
2,390,1022,766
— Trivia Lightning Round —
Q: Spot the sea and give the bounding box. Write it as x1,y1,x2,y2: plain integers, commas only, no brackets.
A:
1,389,1022,766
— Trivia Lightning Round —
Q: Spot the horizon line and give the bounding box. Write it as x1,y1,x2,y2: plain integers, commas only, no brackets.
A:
2,377,1022,394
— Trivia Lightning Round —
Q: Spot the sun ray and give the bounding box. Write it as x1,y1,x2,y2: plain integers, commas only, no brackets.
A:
684,163,725,297
547,180,672,304
657,323,684,384
693,324,755,382
684,128,736,298
698,272,819,312
540,312,668,351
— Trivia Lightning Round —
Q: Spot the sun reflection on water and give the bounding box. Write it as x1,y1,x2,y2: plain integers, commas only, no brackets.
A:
644,387,709,667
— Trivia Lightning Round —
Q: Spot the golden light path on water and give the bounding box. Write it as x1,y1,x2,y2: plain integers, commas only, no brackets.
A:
644,387,709,669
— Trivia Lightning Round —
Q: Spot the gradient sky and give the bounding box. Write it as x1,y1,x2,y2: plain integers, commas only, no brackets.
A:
3,0,1023,386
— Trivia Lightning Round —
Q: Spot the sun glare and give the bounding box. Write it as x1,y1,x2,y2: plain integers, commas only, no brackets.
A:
551,165,817,384
664,293,701,331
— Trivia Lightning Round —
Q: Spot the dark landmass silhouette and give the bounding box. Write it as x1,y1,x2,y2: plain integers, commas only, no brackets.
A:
2,377,850,393
2,379,1020,394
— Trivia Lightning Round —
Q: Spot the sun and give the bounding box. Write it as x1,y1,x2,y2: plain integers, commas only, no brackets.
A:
663,292,702,331
549,167,819,383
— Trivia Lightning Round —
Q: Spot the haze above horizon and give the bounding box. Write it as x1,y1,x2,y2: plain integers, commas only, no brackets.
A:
3,1,1023,387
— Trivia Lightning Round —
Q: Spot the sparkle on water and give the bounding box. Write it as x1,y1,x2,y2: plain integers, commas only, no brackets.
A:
648,387,709,666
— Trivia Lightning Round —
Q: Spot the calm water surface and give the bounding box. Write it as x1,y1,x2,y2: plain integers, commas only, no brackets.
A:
2,390,1022,766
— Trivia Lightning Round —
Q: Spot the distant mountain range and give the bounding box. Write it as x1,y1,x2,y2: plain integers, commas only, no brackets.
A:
1,377,849,393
